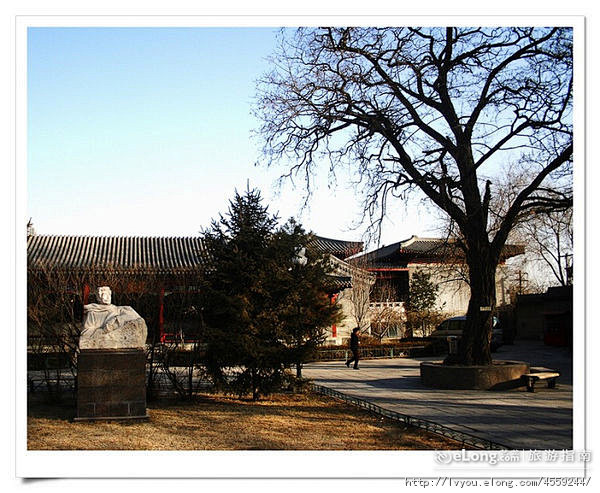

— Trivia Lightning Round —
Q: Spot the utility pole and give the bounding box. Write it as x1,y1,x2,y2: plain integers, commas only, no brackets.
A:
515,270,528,295
518,271,523,295
561,253,573,285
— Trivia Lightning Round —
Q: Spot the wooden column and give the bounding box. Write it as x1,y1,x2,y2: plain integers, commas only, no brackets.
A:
330,293,338,338
158,285,165,343
82,284,90,318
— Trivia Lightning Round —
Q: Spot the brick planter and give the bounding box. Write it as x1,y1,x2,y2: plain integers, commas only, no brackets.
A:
420,360,530,390
76,349,148,421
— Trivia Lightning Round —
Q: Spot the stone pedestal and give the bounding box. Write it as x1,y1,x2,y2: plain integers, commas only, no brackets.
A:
76,349,148,421
420,360,530,390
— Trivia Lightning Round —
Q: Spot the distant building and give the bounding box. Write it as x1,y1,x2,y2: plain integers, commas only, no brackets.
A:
308,235,363,260
27,233,367,344
515,285,573,346
27,232,526,346
347,236,525,336
309,235,375,345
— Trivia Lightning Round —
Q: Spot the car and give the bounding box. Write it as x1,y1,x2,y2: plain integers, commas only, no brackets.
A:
429,315,503,352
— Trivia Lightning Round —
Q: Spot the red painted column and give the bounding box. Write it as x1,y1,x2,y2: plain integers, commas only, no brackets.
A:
330,293,338,338
158,286,165,343
82,284,90,319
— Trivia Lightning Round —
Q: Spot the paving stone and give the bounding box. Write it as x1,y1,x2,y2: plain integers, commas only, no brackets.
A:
304,341,572,450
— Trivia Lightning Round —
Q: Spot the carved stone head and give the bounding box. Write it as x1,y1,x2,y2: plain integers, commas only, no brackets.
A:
97,286,112,305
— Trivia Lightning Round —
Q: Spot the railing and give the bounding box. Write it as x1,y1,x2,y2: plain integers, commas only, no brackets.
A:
28,371,76,393
369,301,406,309
28,343,434,371
311,383,509,450
315,344,429,361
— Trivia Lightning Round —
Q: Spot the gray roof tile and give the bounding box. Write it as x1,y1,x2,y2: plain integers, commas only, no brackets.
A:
310,235,363,258
27,235,210,274
27,234,365,276
349,235,524,267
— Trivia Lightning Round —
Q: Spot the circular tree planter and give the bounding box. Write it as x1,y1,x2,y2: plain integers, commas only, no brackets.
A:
420,360,530,390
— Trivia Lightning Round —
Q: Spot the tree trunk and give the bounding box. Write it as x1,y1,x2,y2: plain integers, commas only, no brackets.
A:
296,336,303,379
448,249,498,366
251,367,259,401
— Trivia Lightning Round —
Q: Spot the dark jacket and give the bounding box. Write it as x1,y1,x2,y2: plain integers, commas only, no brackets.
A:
350,332,359,350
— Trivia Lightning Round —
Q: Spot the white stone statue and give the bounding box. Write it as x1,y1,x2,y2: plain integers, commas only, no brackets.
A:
79,286,148,350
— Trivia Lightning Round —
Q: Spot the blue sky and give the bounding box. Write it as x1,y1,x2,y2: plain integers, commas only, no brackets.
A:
27,27,437,246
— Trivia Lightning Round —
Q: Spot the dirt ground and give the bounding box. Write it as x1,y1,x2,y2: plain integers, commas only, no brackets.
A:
28,391,468,450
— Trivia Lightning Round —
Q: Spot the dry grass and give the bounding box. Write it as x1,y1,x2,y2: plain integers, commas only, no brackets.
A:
28,392,467,450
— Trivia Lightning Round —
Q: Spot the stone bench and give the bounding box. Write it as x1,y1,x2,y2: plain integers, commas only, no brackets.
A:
522,368,560,392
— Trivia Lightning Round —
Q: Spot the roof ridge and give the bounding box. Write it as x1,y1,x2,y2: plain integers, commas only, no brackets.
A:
28,234,365,272
29,234,204,239
312,234,363,244
402,235,445,244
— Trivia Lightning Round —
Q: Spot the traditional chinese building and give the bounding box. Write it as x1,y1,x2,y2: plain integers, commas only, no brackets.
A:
347,236,525,331
27,233,367,344
28,231,528,345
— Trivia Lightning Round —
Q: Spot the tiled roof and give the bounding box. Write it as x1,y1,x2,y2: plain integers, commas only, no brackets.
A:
326,275,353,291
348,235,525,268
401,236,524,259
27,234,367,276
27,235,210,274
310,235,364,258
328,253,376,284
401,236,451,254
345,236,412,266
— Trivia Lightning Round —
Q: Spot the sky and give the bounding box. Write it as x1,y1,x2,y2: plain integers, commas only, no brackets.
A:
27,27,438,249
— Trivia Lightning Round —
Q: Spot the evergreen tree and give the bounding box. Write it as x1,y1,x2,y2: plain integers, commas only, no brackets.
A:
202,189,340,399
407,271,439,313
405,270,441,337
276,222,342,379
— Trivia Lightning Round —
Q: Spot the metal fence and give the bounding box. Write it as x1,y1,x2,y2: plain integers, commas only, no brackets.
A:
28,342,437,370
311,383,510,450
28,370,75,393
314,345,428,361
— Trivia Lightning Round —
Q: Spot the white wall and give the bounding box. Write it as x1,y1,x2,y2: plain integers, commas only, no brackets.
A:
407,263,511,317
324,287,369,345
321,261,511,345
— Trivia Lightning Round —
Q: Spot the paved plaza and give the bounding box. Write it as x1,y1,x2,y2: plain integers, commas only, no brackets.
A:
303,341,572,449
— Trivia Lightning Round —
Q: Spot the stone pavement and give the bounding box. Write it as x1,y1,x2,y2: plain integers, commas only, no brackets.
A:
303,341,572,450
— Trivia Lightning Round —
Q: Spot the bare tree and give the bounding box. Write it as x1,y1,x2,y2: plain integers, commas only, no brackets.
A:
368,281,406,340
27,266,83,398
517,208,573,286
154,277,207,401
340,249,376,333
347,276,372,332
255,27,572,364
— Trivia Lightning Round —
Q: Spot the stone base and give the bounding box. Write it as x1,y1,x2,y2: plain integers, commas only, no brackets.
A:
420,360,530,390
76,349,148,420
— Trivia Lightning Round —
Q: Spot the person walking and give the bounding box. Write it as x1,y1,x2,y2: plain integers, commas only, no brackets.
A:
345,327,360,369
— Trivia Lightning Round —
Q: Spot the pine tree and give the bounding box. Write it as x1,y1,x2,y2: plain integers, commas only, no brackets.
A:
406,270,440,337
276,222,342,379
202,189,340,399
